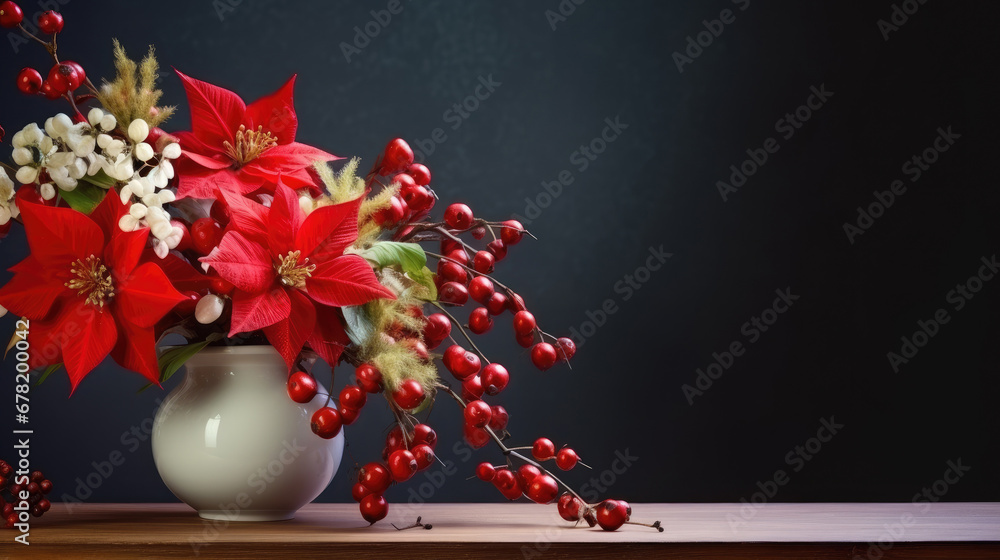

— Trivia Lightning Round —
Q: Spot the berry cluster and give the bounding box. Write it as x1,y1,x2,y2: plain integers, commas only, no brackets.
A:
0,460,52,528
277,138,657,531
1,3,81,102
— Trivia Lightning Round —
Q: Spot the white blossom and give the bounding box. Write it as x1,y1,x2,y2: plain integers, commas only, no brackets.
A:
195,295,225,324
128,119,149,143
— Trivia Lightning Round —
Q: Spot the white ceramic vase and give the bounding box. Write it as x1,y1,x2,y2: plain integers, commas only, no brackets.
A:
151,345,343,521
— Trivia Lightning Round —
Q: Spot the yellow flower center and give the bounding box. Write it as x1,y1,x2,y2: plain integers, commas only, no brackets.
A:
275,251,315,289
65,255,115,307
223,124,278,167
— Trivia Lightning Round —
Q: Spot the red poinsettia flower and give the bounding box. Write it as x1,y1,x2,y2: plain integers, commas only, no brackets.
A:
0,192,186,392
201,181,394,368
172,71,338,199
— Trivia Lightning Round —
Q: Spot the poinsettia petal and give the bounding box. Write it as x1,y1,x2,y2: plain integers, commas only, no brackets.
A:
19,201,103,268
268,180,303,257
175,70,246,147
146,250,213,293
61,302,117,394
308,304,350,366
180,149,233,171
105,229,149,277
306,255,396,307
244,75,298,145
199,231,275,293
263,289,316,370
0,268,66,320
110,310,161,386
246,142,337,176
88,189,129,244
229,286,291,335
116,262,187,328
176,168,250,200
25,311,64,371
277,167,325,194
217,188,269,241
297,195,362,260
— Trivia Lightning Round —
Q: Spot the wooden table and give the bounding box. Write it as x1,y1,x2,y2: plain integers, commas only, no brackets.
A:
2,503,999,559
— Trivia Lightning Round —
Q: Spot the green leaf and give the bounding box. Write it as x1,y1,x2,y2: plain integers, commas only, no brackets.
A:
59,182,108,214
35,364,62,386
361,242,427,276
79,169,117,189
138,333,224,393
409,266,438,300
342,305,376,347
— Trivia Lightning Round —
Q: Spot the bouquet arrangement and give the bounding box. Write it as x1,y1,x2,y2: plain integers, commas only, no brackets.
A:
0,2,659,532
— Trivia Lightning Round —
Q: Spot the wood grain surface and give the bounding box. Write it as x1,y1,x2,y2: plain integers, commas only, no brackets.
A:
1,502,998,559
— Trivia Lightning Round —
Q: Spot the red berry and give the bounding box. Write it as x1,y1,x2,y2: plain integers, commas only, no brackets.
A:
16,68,42,95
471,226,487,240
443,203,474,230
360,494,388,524
392,379,425,410
461,375,484,401
596,499,630,531
515,331,535,349
63,60,86,85
393,172,417,190
412,443,435,470
380,138,414,175
468,307,493,334
37,10,62,33
38,480,52,494
438,281,469,305
40,80,60,100
286,371,318,403
437,260,467,284
481,363,509,395
339,406,360,425
385,425,405,453
494,468,517,491
464,399,492,428
532,438,556,461
531,343,558,371
209,199,231,225
340,384,367,409
516,464,541,491
0,2,24,28
488,405,509,431
373,195,407,226
445,249,470,266
388,449,418,482
468,276,495,304
356,364,383,393
555,448,579,470
500,220,525,246
476,462,496,481
473,250,495,274
404,338,429,361
422,313,451,349
401,184,434,214
311,407,343,439
507,292,527,312
512,311,536,337
486,292,508,315
412,423,437,448
441,238,463,255
407,163,431,185
359,462,391,493
556,337,577,361
190,217,224,255
48,63,81,93
526,474,559,504
486,239,507,261
444,346,481,380
463,423,490,448
351,482,372,502
558,493,585,522
210,275,234,296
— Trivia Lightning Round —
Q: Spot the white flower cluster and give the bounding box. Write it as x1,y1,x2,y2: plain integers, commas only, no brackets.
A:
8,108,184,259
0,167,16,227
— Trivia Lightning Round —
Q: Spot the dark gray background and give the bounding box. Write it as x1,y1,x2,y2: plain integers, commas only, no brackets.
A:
1,0,998,508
